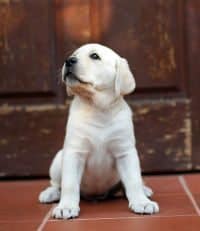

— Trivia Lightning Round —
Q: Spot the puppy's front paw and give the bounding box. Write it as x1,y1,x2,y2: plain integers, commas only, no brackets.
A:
129,198,159,214
52,204,80,219
143,185,153,198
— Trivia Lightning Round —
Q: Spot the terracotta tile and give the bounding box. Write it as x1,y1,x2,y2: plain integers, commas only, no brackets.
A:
144,176,184,194
44,216,200,231
1,175,199,230
79,198,135,219
48,193,196,221
0,180,52,221
0,221,38,231
191,194,200,209
154,194,196,216
184,174,200,194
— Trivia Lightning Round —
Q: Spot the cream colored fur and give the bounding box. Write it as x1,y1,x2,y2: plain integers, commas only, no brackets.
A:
39,44,159,219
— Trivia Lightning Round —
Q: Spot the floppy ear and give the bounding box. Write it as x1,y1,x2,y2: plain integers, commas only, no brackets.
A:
115,58,136,96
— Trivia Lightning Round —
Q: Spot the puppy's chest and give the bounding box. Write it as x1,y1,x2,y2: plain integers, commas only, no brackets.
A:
81,148,118,195
87,144,113,170
86,138,115,174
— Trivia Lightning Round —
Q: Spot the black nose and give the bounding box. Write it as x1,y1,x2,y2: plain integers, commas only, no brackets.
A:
65,56,77,67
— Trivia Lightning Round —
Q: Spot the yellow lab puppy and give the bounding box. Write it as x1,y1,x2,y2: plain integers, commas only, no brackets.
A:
39,44,159,219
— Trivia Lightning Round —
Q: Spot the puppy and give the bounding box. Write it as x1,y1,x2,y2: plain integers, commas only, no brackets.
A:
39,44,159,219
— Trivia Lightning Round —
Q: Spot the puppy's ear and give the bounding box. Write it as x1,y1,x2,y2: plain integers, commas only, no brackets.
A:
115,58,136,96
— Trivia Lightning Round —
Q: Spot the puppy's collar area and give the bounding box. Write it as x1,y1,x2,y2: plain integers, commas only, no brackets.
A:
92,97,125,118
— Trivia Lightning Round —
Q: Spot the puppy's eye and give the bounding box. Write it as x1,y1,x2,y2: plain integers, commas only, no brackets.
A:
90,53,101,60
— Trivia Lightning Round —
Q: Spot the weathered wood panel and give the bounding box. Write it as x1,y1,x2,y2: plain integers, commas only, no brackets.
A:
0,0,196,177
132,100,191,172
186,1,200,170
0,0,56,94
0,104,67,177
55,0,91,66
91,0,185,90
0,100,191,177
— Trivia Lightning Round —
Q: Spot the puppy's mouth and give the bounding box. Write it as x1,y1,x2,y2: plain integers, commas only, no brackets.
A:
64,71,95,101
63,70,91,86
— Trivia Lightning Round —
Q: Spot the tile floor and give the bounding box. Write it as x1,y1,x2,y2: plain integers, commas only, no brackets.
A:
0,174,200,231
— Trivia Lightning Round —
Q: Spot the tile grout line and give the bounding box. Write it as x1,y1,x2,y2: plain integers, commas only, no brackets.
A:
47,214,197,222
178,175,200,216
37,206,54,231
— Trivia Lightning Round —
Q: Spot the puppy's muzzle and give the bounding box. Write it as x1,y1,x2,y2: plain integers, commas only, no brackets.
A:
65,56,78,67
63,57,90,85
63,56,78,81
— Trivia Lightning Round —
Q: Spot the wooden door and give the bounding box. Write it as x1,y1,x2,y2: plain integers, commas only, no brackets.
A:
0,0,199,177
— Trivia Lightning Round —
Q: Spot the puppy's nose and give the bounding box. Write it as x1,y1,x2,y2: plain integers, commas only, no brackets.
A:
65,56,77,67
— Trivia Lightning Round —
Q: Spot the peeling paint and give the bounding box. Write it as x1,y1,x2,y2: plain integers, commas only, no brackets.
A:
158,117,167,122
19,136,26,141
0,99,188,115
185,163,192,170
168,47,176,69
173,148,183,162
25,104,66,112
137,108,150,115
0,138,8,145
0,104,13,115
6,154,12,159
147,149,155,155
29,122,35,128
0,172,7,177
0,0,11,4
0,104,67,115
183,118,192,157
164,134,174,141
146,0,177,80
165,148,173,156
40,128,51,135
195,165,200,170
0,104,22,115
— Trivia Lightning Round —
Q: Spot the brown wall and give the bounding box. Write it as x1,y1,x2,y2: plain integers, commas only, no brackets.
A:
0,0,199,177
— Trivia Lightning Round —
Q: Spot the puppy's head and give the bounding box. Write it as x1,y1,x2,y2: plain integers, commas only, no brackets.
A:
62,44,135,108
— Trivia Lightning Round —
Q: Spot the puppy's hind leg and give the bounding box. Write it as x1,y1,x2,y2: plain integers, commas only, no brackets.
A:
39,150,62,203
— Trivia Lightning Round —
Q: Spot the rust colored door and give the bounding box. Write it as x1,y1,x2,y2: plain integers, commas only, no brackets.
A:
0,0,199,177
